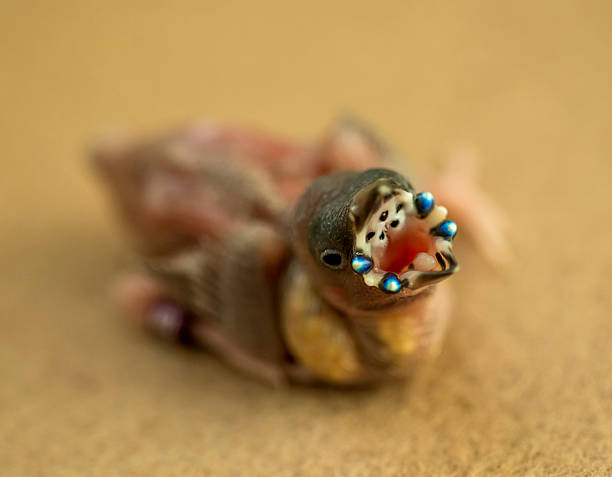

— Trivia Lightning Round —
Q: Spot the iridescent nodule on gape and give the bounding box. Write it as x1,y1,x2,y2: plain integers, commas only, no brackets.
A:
379,273,403,293
351,255,373,274
433,220,458,240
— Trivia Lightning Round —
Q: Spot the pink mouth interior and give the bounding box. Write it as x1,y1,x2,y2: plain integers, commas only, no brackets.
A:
376,222,433,274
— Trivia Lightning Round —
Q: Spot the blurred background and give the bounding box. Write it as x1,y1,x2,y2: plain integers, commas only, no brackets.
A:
1,1,610,475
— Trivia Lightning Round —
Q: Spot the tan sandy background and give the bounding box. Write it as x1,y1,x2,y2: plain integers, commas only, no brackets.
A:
1,1,611,475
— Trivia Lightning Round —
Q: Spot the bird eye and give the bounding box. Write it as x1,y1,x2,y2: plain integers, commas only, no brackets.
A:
320,249,345,269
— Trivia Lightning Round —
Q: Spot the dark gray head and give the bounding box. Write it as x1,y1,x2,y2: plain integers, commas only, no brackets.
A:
292,168,459,311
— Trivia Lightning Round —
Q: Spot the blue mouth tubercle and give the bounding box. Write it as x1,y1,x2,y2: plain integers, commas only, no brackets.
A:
351,255,373,274
432,220,458,240
379,273,403,293
414,191,435,218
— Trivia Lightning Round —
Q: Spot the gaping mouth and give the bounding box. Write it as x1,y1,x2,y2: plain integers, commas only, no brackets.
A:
350,181,459,294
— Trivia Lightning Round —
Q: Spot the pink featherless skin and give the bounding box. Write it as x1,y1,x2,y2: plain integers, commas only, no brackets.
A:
93,118,507,386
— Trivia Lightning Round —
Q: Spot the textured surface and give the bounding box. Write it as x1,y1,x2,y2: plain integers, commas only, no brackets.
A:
1,1,611,476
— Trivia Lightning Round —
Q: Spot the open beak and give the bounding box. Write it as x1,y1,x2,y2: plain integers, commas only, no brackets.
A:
349,180,459,294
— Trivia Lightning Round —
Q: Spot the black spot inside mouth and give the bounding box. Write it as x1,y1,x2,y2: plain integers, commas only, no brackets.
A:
366,231,375,241
379,211,388,221
435,252,446,271
390,220,399,228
